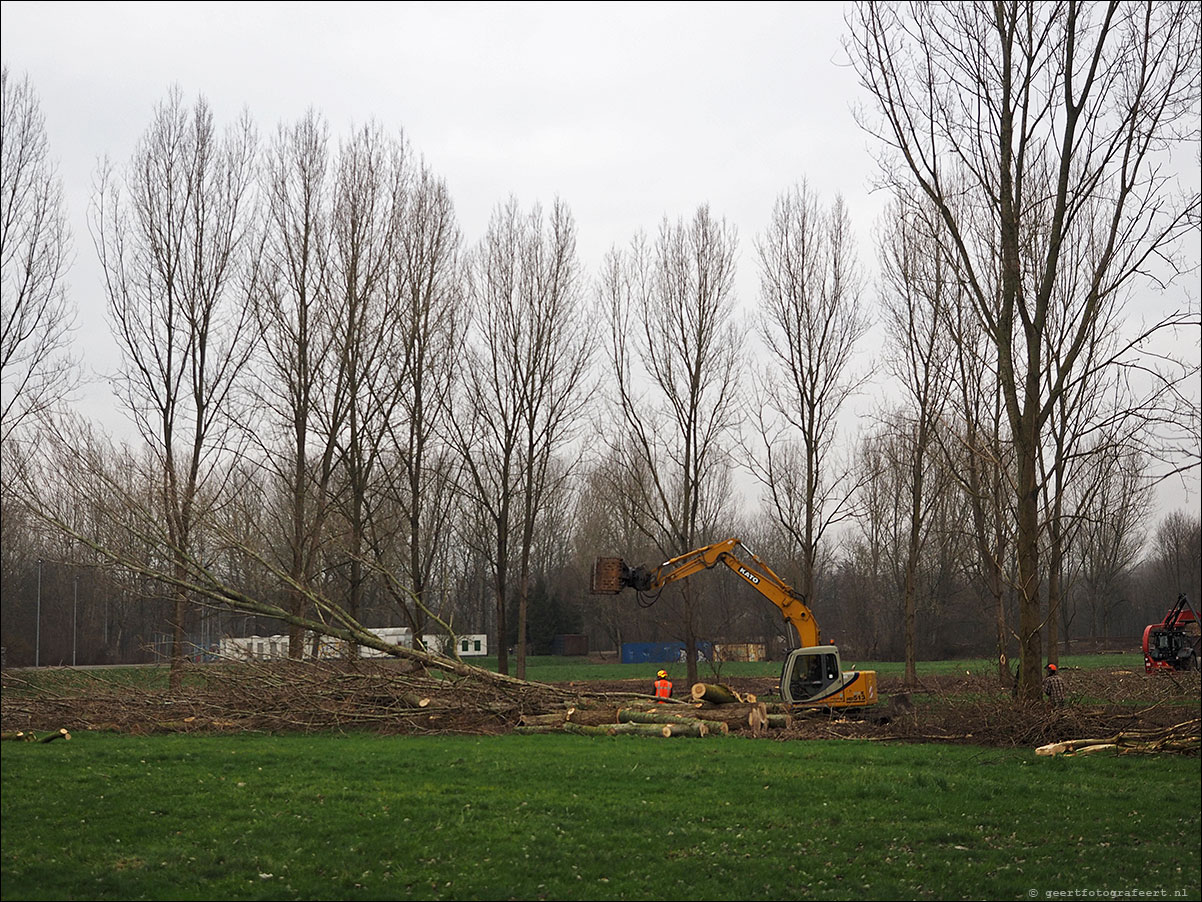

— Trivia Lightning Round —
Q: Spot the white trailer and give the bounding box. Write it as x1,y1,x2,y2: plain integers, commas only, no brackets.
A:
217,627,493,660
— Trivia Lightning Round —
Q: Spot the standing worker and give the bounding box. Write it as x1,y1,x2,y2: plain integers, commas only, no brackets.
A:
1043,663,1067,706
653,669,673,702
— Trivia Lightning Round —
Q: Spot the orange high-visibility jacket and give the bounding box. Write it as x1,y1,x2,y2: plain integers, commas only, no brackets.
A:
654,678,673,701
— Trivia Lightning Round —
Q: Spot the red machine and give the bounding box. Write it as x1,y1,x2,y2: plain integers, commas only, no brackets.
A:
1142,594,1200,673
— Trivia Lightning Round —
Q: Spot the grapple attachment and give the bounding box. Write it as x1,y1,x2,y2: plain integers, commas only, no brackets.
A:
591,557,627,594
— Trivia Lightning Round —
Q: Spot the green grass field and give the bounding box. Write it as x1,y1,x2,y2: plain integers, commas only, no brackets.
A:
507,652,1137,683
3,653,1198,900
2,652,1139,694
2,730,1199,901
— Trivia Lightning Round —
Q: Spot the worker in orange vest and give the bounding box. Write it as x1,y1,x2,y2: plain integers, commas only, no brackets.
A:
653,669,673,702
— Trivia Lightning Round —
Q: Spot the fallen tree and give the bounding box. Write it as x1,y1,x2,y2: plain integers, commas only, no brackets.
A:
1036,719,1200,757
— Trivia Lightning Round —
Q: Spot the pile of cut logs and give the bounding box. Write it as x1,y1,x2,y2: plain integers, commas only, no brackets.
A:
515,683,792,738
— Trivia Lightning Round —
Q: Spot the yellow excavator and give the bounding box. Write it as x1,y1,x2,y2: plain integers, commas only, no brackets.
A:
592,538,877,709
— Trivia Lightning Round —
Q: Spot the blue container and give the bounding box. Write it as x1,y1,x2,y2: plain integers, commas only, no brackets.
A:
621,641,713,664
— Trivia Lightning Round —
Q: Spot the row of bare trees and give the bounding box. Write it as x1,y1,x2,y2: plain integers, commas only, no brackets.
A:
847,0,1200,695
2,3,1199,695
1,84,596,685
4,474,1195,672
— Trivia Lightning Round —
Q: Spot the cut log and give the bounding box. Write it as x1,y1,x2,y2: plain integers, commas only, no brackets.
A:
609,722,695,737
562,721,707,738
690,683,743,704
617,708,730,735
687,701,769,733
565,706,623,726
764,713,793,729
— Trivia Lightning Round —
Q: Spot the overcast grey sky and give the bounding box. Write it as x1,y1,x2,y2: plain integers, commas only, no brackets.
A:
2,1,881,342
3,1,1197,516
1,0,906,527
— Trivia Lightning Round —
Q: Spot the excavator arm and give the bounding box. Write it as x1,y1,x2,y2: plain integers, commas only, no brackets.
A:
596,538,819,648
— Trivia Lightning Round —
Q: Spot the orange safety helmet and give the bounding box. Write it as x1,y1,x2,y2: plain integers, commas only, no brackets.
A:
657,670,668,679
1046,663,1057,672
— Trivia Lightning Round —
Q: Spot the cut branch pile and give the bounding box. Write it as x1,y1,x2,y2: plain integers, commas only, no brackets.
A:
0,660,585,736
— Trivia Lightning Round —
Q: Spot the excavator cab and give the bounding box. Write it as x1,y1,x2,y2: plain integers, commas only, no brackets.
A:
779,646,877,708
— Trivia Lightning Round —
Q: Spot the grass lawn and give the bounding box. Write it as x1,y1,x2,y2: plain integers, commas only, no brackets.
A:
430,652,1142,685
1,652,1141,694
2,730,1198,901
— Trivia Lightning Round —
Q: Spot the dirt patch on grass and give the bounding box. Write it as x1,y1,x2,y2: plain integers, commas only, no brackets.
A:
2,662,1197,751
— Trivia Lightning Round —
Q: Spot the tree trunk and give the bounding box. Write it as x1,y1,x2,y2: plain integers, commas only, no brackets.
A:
1016,429,1043,701
690,683,742,704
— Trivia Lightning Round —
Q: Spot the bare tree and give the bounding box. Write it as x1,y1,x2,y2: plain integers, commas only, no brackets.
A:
849,1,1201,698
1146,509,1201,604
877,195,956,684
91,88,259,687
325,124,405,643
1067,437,1154,640
1,67,76,444
853,413,970,661
375,162,464,646
572,449,655,656
601,205,742,687
846,433,900,659
1039,298,1127,662
750,184,869,617
511,201,593,678
251,109,345,658
452,198,592,677
938,248,1020,682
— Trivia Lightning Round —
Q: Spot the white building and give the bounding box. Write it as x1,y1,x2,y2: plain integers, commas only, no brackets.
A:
218,627,487,660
